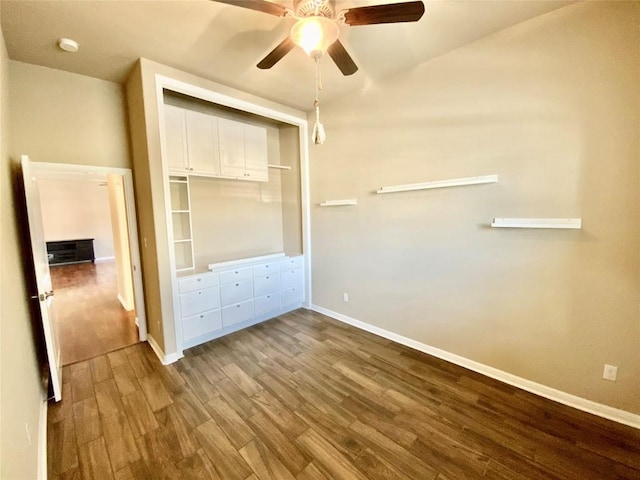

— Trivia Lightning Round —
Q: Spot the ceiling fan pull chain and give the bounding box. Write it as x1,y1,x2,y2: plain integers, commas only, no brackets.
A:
312,56,326,145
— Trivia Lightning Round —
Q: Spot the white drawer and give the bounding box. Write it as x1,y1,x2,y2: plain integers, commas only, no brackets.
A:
220,279,253,307
182,309,221,341
179,287,220,318
281,287,303,307
222,299,253,328
252,261,280,278
253,273,280,297
254,292,280,317
280,268,303,290
178,273,219,294
279,256,303,270
219,266,252,284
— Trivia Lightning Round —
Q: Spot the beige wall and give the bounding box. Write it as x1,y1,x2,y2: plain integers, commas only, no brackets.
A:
39,178,115,259
190,175,285,267
9,60,130,169
279,125,303,255
0,24,44,480
309,2,640,414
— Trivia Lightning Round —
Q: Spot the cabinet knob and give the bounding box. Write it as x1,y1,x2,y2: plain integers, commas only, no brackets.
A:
200,315,204,318
197,278,201,282
266,276,269,279
234,271,238,274
235,283,239,287
236,304,240,308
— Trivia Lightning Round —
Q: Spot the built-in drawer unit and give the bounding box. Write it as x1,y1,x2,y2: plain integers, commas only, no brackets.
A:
182,310,222,341
252,261,280,277
279,255,303,270
281,286,304,307
253,273,280,297
222,299,254,328
280,267,303,290
178,272,219,293
220,279,253,306
219,266,252,284
179,286,220,318
254,292,280,317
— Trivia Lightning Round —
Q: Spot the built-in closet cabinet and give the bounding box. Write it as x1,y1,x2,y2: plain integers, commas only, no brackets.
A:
219,118,268,182
165,105,221,176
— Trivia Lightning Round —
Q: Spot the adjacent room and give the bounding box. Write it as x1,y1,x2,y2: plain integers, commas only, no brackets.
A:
1,1,639,480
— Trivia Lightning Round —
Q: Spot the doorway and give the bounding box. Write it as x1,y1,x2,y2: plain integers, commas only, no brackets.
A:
32,162,146,365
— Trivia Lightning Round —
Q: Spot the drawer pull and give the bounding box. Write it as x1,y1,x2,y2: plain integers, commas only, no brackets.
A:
235,283,239,287
198,291,202,295
266,276,269,279
267,295,270,298
236,304,240,308
197,278,201,282
234,271,238,274
200,315,204,318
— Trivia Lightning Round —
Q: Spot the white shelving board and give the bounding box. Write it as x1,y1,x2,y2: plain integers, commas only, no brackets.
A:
319,199,358,207
491,218,582,229
377,174,498,194
268,164,292,170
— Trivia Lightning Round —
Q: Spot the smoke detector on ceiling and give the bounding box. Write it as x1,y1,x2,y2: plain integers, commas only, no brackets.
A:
57,38,79,53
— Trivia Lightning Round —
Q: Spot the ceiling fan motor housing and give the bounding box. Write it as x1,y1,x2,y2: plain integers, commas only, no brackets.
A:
294,0,335,18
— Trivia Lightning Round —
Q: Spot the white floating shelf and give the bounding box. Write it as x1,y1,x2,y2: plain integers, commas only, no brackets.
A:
319,199,358,207
377,174,498,194
268,164,292,170
491,218,582,229
173,238,193,243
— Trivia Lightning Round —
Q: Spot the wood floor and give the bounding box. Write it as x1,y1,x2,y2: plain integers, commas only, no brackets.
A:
51,261,139,365
47,310,640,480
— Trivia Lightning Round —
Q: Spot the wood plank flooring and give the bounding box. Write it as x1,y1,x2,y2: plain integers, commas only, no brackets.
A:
50,261,139,365
47,309,640,479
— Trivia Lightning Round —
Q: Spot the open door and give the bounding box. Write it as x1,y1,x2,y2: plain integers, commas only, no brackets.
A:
21,155,63,401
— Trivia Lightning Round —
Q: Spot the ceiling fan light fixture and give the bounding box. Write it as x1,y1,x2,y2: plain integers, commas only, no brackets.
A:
290,17,339,57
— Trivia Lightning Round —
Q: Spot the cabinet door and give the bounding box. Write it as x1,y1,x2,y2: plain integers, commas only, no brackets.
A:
164,105,189,172
185,110,220,176
218,117,245,178
243,123,268,182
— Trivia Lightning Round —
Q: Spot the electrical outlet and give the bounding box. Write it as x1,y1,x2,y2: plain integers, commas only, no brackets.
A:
603,364,617,381
343,292,349,302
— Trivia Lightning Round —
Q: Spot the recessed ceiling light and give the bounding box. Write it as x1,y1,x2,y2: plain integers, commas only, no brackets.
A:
57,38,79,53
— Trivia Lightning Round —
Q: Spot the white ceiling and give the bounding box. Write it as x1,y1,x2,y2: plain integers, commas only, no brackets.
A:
1,0,573,111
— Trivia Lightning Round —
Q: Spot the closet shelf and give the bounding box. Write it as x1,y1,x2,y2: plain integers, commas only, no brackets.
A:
173,238,193,243
319,199,358,207
268,164,292,170
491,218,582,229
377,174,498,194
172,210,190,213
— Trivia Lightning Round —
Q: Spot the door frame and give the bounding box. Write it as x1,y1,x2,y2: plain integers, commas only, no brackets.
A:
30,161,148,342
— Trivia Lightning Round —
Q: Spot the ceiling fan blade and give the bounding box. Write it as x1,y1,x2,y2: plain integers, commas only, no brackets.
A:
343,1,425,26
212,0,288,17
257,37,296,69
327,40,358,76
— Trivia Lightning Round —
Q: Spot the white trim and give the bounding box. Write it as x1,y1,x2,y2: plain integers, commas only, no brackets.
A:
491,218,582,229
37,399,47,480
94,256,116,263
319,199,357,207
208,252,285,271
147,335,184,365
311,304,640,430
117,293,134,311
377,174,498,194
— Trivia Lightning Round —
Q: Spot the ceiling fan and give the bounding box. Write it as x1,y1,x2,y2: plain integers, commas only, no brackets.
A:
213,0,426,75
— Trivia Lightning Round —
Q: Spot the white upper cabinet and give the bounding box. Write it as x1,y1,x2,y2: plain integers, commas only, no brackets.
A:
164,105,188,172
219,118,268,182
185,110,220,176
164,104,268,182
243,123,268,182
218,117,246,178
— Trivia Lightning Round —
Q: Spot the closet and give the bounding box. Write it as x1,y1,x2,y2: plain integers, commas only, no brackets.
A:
161,91,307,351
125,61,309,361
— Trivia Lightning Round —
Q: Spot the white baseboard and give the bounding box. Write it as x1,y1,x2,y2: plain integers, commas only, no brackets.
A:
38,399,48,480
117,293,134,311
147,334,183,365
311,304,640,430
94,256,115,263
